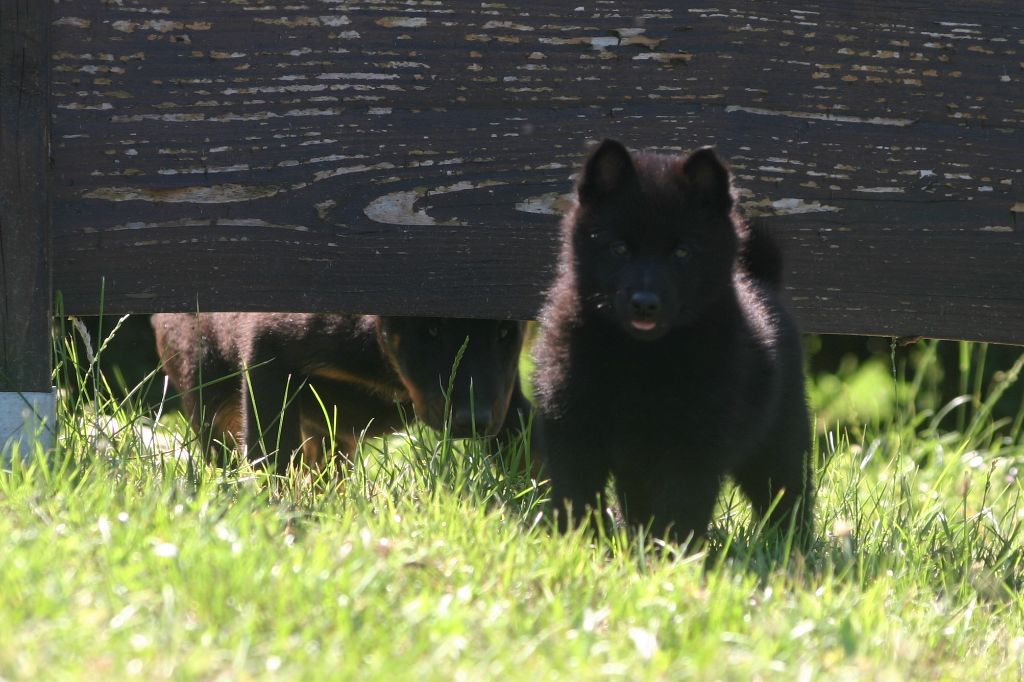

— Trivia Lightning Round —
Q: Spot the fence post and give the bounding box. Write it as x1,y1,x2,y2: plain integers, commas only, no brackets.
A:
1,0,54,463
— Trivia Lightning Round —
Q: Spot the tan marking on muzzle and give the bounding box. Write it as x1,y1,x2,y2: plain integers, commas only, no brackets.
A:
308,365,403,400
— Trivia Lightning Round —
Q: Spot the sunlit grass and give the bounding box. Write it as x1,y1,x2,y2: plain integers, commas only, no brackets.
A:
1,320,1022,679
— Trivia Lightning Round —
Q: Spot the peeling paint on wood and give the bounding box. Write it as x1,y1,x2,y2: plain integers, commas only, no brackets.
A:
83,184,283,203
725,106,915,127
101,218,309,233
364,180,506,226
47,1,1024,344
515,192,574,216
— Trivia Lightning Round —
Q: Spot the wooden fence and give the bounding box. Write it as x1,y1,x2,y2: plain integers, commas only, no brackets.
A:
2,0,1023,397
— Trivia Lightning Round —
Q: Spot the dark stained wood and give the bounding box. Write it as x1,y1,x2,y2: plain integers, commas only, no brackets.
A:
0,0,51,391
47,2,1024,343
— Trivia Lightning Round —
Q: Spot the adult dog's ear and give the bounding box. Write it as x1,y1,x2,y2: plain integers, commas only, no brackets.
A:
680,146,734,209
578,139,637,203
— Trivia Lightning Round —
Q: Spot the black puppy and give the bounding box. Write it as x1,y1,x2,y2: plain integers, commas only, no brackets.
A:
531,140,812,545
153,313,528,473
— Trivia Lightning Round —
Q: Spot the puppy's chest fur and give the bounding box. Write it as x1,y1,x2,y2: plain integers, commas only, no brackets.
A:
552,318,775,465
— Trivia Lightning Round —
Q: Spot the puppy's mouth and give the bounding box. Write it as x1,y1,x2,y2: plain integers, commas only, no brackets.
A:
624,317,669,340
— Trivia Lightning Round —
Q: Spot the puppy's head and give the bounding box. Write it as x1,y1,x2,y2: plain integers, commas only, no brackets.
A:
376,317,525,436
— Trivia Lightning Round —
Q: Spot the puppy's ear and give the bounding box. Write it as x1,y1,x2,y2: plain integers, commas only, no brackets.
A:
578,139,636,203
680,147,733,209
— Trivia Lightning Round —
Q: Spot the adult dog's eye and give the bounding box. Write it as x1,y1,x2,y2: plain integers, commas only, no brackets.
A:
673,246,689,260
498,325,510,339
427,325,440,338
610,241,629,257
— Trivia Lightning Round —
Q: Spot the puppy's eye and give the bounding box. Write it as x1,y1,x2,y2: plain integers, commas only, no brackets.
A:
672,246,689,260
427,325,440,338
610,241,629,257
498,325,510,339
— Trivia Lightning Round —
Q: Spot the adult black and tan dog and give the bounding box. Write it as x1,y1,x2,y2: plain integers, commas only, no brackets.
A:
531,140,813,545
153,313,528,473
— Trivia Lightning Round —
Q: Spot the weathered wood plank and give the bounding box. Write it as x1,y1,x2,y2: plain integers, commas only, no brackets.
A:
49,2,1024,343
1,0,51,392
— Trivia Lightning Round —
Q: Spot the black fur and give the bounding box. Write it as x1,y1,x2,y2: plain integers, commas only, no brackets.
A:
531,139,813,545
153,313,528,473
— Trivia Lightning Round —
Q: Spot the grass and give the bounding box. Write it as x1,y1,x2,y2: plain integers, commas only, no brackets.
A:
1,320,1024,680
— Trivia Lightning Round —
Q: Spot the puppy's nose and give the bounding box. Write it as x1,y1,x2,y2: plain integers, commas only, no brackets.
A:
451,404,494,437
630,291,662,319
